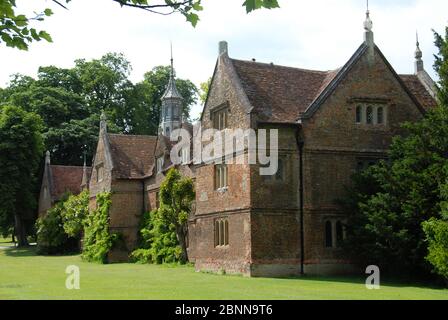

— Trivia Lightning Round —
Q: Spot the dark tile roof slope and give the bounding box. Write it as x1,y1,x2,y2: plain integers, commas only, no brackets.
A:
108,134,157,179
231,59,339,123
400,74,438,110
50,165,90,200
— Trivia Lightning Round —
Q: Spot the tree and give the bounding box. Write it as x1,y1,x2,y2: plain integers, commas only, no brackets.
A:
0,0,280,50
0,53,199,165
0,105,44,246
341,27,448,280
158,168,195,264
133,66,198,135
199,78,211,105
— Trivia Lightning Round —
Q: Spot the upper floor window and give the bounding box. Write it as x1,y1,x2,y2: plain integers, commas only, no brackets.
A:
97,165,104,183
181,148,190,164
355,105,387,126
366,106,373,124
212,108,229,131
377,107,384,124
157,157,164,174
215,164,228,190
356,106,362,123
262,157,286,182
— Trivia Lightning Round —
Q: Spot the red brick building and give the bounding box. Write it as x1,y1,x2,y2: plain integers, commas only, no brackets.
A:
42,12,437,276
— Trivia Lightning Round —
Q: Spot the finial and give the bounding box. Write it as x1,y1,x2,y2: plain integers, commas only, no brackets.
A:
100,110,107,133
415,31,424,73
45,150,51,165
364,1,373,32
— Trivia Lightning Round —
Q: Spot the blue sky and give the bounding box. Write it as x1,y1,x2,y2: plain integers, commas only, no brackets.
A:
1,0,447,118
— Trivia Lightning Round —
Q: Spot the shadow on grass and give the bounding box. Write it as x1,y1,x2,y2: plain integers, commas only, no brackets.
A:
265,274,447,291
3,245,79,258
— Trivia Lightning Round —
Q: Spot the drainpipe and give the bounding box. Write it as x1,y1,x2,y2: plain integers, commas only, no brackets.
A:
295,126,305,275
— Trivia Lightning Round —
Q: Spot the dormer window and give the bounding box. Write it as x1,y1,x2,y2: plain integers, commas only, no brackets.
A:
157,157,164,174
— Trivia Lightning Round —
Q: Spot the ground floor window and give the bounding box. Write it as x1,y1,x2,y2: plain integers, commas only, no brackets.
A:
214,218,229,247
324,219,346,248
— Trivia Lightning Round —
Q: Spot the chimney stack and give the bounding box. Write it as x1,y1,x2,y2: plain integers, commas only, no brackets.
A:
219,41,228,56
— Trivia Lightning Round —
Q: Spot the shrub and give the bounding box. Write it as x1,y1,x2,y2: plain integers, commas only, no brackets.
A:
36,201,70,254
82,192,117,263
131,209,182,264
62,189,89,238
423,218,448,283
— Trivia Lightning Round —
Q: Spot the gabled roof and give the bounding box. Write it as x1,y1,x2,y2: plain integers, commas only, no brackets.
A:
50,165,90,200
399,74,438,110
228,43,436,123
231,58,339,123
108,134,157,179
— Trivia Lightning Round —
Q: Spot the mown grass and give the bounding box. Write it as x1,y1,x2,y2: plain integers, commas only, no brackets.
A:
0,247,447,300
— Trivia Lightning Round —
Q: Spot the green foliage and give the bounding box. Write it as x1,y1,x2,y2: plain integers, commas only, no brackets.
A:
1,1,280,50
131,210,182,264
82,192,117,264
0,0,54,50
342,28,448,280
0,54,198,165
36,190,89,254
0,105,44,245
159,168,195,264
36,200,69,254
199,77,211,105
61,189,89,238
423,218,448,281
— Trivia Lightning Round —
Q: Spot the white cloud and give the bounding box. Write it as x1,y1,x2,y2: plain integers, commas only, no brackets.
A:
0,0,446,119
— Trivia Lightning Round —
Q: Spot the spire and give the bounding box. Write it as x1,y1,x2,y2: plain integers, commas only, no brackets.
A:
415,31,424,73
364,0,374,46
81,150,88,190
161,44,183,100
45,150,51,165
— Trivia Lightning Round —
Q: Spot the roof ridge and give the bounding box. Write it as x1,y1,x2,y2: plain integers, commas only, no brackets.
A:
230,58,337,74
108,133,158,139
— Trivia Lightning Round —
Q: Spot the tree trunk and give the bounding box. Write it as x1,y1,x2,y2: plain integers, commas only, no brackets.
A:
11,231,15,244
14,214,28,247
176,225,188,264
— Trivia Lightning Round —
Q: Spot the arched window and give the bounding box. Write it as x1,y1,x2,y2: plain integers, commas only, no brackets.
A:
219,220,224,246
377,107,384,124
325,221,333,248
366,106,373,124
356,106,362,123
336,221,344,247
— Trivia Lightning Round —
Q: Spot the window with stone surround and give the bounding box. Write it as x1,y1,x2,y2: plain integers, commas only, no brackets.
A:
215,164,228,190
355,104,388,126
157,157,164,174
325,220,346,249
96,164,104,183
214,218,229,247
211,103,229,131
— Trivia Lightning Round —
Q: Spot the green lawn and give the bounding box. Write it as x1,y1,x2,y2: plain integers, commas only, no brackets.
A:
0,236,15,248
0,247,447,300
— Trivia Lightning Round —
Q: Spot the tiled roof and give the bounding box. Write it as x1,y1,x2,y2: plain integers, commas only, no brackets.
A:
108,134,157,179
50,165,90,200
231,59,339,123
400,74,438,110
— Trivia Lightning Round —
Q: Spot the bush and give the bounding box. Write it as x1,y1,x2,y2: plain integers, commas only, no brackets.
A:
36,201,71,254
130,209,182,264
82,192,117,263
36,190,89,255
62,190,89,238
423,218,448,283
